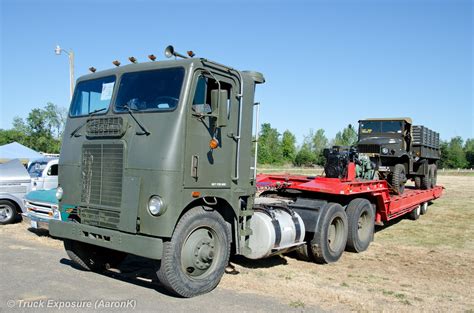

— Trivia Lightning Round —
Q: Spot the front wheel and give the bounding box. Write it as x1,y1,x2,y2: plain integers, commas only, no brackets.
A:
156,207,231,298
390,164,406,194
0,200,19,225
64,240,126,271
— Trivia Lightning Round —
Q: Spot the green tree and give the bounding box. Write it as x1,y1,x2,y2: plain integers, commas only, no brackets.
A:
443,136,468,169
281,130,296,163
311,128,328,165
1,103,66,154
333,124,358,147
464,138,474,168
258,123,283,164
294,143,316,166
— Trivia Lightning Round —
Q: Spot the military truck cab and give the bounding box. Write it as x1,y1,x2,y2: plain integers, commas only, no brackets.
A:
357,118,440,194
50,46,270,297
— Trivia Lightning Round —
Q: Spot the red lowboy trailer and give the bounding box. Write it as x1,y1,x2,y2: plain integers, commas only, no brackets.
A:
255,164,444,264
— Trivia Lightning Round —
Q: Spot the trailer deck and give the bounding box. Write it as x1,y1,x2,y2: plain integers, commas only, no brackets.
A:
256,173,444,223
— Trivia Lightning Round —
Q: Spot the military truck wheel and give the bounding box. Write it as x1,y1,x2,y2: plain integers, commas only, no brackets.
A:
309,203,348,264
414,177,421,189
391,164,406,194
430,164,437,187
409,205,421,220
64,240,126,271
0,200,18,225
345,198,374,253
156,206,231,298
421,167,432,190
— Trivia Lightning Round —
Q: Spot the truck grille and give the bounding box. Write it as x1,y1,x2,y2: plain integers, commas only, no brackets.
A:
86,117,125,138
79,206,120,230
358,144,380,154
81,143,124,208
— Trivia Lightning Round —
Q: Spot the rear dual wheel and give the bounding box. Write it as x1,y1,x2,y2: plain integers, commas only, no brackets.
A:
421,164,437,189
345,199,374,253
296,203,348,264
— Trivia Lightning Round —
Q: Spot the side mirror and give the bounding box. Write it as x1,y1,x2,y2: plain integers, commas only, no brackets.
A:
211,89,228,127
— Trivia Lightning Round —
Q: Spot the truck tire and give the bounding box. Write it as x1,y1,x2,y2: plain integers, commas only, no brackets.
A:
391,164,406,194
0,200,19,225
420,202,428,215
309,203,348,264
156,206,231,298
414,177,421,189
345,198,374,253
409,205,421,220
430,164,437,187
421,169,432,190
64,239,126,271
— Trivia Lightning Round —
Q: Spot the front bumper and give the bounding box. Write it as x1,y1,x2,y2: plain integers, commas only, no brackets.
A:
49,220,163,260
22,213,51,230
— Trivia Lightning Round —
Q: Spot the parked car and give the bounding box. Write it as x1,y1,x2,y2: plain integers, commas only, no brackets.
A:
23,188,61,230
0,157,59,225
0,159,31,224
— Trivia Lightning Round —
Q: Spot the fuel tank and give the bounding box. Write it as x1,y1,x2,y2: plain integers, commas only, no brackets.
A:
245,198,305,260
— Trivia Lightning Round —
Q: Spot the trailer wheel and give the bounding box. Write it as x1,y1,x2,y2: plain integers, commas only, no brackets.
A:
345,199,374,253
391,164,406,194
409,205,421,220
420,202,428,215
421,168,432,190
310,203,348,264
0,200,19,225
156,206,231,298
64,239,126,271
430,164,437,187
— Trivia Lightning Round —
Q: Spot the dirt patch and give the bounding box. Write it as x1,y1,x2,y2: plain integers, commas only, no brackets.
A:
0,220,63,249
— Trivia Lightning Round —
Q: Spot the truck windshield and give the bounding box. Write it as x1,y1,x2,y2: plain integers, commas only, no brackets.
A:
28,161,47,178
69,76,116,117
115,68,185,112
360,121,402,134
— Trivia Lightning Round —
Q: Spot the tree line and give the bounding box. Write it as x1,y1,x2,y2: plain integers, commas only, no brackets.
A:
0,105,472,169
258,123,474,169
0,103,67,154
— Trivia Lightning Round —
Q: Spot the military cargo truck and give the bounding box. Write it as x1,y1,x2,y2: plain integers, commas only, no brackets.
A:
357,118,440,194
50,47,443,298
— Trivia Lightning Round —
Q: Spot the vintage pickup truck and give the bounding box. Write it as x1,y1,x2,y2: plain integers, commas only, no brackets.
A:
23,188,61,230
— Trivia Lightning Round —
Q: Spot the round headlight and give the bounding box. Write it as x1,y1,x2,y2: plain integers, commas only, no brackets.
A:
148,196,164,216
381,147,389,155
56,187,64,201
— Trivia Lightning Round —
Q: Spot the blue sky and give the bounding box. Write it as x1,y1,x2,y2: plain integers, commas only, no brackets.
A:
1,0,472,144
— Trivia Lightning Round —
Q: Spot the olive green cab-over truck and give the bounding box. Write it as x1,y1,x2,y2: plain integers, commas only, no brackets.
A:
357,118,440,194
49,47,444,298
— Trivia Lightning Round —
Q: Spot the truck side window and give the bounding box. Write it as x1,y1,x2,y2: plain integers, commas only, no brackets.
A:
192,76,211,114
191,75,232,117
47,164,58,176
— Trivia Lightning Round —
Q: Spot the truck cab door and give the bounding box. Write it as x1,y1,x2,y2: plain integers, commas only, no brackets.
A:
183,73,235,189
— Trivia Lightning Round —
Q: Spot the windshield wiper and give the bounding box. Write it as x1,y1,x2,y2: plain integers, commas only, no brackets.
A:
70,108,107,137
118,104,151,136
